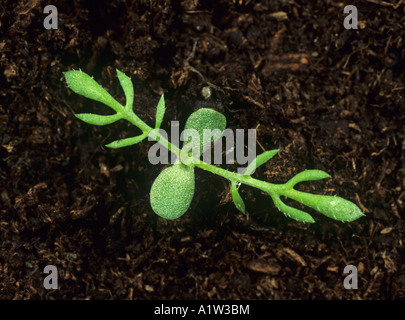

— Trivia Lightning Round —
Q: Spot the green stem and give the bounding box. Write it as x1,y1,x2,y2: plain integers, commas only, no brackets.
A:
122,111,152,134
122,109,184,159
195,161,284,194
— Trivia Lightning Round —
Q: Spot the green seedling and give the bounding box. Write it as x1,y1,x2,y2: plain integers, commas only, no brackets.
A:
64,69,365,223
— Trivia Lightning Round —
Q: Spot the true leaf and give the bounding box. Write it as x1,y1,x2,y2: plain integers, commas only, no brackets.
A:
75,113,121,126
183,108,226,157
150,164,195,219
270,192,315,223
64,70,122,112
231,181,245,214
116,69,134,111
155,94,165,130
106,132,148,149
284,170,331,189
244,149,279,175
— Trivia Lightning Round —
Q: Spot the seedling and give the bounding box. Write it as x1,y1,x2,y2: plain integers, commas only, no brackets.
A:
64,69,365,223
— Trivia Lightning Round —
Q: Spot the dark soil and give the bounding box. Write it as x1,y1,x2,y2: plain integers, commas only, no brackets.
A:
1,0,404,300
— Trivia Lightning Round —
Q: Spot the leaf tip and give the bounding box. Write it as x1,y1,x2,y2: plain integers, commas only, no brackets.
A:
116,69,125,77
105,142,115,149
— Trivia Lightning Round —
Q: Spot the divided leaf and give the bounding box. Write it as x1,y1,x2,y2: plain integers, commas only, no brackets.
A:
155,94,165,130
244,149,279,175
64,70,122,112
75,113,121,126
106,132,148,149
150,164,195,219
116,69,134,111
230,181,245,214
183,108,226,157
284,170,331,189
269,192,315,223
